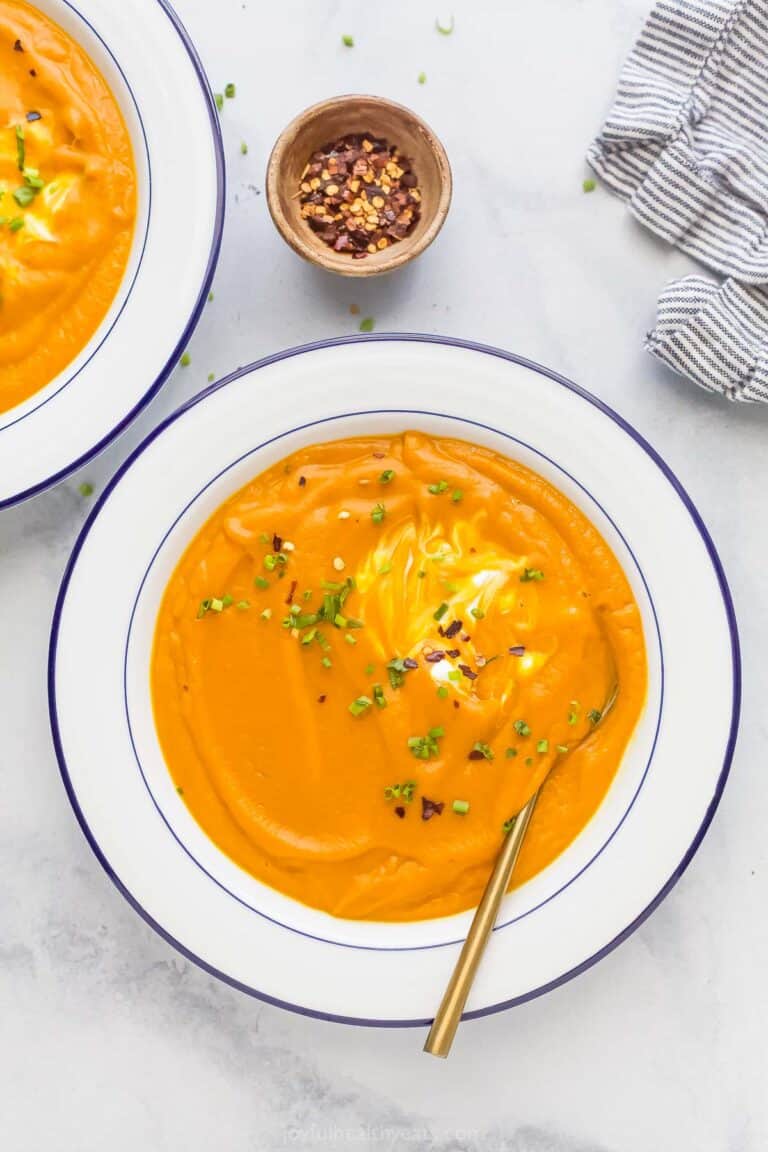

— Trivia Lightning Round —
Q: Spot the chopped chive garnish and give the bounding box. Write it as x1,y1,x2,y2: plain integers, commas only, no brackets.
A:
513,720,531,737
407,727,444,760
321,655,332,668
344,634,357,646
378,561,392,575
525,756,533,766
568,705,579,725
427,480,448,495
303,589,312,601
373,684,387,709
451,489,463,503
359,316,374,332
15,124,24,170
556,744,569,754
341,33,354,46
371,502,386,524
365,663,375,676
417,570,427,579
587,709,603,725
348,695,371,717
290,604,301,616
224,82,236,98
8,218,24,232
537,739,549,754
334,613,348,628
179,352,191,367
258,532,271,544
210,598,225,612
502,816,516,835
520,568,544,582
433,601,449,621
207,372,215,382
470,607,485,620
452,799,470,815
505,747,517,758
264,553,287,571
254,576,269,589
379,469,395,484
402,781,416,803
447,669,461,682
197,599,212,618
301,628,316,645
260,608,272,620
437,685,449,699
236,600,250,610
386,656,417,689
208,290,214,302
469,741,494,761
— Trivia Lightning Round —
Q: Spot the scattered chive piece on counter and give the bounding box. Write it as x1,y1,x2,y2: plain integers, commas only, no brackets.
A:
513,719,531,737
418,71,427,84
224,82,236,99
520,567,544,582
240,141,248,155
452,799,470,815
297,134,422,259
341,33,354,46
215,93,224,111
207,372,215,382
348,695,371,717
179,352,191,367
78,481,94,498
469,741,494,761
359,316,375,333
435,14,455,34
537,739,549,754
583,178,596,193
207,290,214,302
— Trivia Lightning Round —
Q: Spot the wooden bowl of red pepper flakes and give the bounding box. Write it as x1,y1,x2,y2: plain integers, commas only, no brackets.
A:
266,94,452,277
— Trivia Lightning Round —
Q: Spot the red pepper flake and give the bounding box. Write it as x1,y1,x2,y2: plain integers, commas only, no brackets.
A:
509,645,526,657
272,533,283,552
373,451,386,459
437,626,446,638
444,619,462,639
13,38,23,51
297,133,422,259
317,694,326,703
403,657,419,670
421,797,444,820
461,634,471,643
285,579,298,605
459,664,478,681
298,475,307,487
445,648,460,658
453,700,460,710
394,805,406,819
425,651,445,663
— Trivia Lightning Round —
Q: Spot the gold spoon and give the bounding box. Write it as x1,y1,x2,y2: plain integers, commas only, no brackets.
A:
424,686,618,1058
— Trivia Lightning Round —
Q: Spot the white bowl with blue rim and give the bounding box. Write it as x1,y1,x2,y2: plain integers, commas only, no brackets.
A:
49,336,740,1027
0,0,224,509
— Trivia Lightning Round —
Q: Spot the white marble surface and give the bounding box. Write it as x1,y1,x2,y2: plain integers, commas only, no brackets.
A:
1,1,766,1148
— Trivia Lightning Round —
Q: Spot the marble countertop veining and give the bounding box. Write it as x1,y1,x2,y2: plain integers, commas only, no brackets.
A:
1,1,766,1149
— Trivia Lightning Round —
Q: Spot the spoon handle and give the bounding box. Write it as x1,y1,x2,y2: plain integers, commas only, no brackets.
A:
423,791,539,1058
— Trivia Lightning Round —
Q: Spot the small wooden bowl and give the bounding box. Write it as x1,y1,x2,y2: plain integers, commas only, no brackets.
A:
266,95,452,277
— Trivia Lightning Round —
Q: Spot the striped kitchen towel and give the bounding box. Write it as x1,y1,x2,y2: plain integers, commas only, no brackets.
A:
588,0,768,402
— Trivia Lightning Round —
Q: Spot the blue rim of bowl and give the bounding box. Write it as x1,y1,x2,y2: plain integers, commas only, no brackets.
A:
0,0,226,511
48,334,741,1028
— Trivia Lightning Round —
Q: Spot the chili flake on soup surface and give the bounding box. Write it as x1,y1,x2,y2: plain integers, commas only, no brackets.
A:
0,0,136,414
151,432,647,922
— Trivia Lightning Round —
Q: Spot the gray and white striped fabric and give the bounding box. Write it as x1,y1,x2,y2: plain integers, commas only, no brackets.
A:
588,0,768,402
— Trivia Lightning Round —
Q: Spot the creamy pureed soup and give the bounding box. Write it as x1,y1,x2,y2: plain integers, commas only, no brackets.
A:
0,0,136,413
152,432,647,921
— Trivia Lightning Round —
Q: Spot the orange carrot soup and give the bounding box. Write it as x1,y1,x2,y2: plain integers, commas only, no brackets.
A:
152,432,647,921
0,0,136,414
